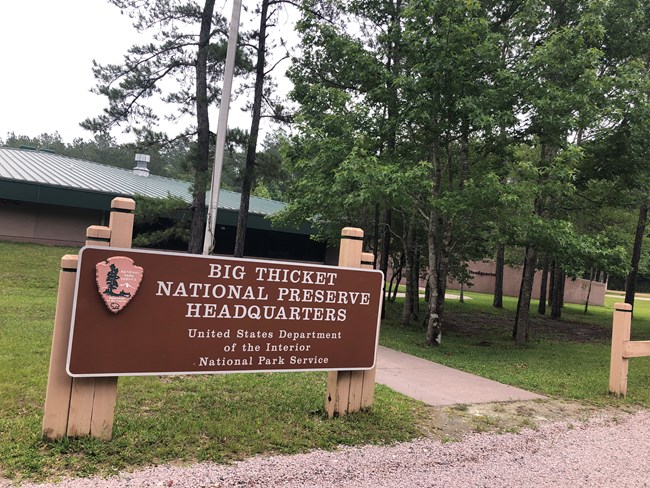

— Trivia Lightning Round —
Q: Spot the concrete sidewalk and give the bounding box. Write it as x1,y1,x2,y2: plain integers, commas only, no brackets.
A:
375,346,545,406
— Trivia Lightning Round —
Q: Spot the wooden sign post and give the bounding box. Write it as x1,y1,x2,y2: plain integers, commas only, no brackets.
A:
43,197,134,441
44,215,381,440
360,251,378,409
325,228,379,417
42,253,78,441
609,302,650,397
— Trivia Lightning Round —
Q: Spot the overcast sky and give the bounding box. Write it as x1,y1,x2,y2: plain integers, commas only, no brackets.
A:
0,1,289,145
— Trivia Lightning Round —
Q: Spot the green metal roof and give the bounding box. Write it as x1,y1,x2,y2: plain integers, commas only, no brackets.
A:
0,147,285,216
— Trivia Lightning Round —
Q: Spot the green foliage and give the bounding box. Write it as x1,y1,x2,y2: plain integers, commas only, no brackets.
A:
80,0,256,253
278,1,406,244
80,0,238,138
284,0,650,342
132,194,191,249
517,0,607,143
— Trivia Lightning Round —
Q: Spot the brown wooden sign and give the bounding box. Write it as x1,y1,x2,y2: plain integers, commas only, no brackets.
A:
66,247,383,377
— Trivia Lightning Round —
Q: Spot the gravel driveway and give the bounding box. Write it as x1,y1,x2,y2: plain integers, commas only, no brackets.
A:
10,409,648,488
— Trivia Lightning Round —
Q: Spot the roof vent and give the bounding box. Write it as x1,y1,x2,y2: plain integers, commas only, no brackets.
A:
133,153,150,177
19,145,37,151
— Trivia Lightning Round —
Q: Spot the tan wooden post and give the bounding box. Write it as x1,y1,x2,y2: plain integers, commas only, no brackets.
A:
609,301,650,397
66,227,113,437
108,197,136,248
42,255,79,441
609,302,632,397
86,225,112,246
623,340,650,358
326,228,364,418
91,198,135,439
43,198,135,441
360,251,378,409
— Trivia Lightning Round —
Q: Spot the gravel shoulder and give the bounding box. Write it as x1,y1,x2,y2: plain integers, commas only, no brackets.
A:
6,403,648,488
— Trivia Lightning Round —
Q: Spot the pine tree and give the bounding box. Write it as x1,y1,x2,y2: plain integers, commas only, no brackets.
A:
105,264,120,296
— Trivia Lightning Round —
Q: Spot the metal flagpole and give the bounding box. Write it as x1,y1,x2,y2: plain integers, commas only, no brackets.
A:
203,0,243,255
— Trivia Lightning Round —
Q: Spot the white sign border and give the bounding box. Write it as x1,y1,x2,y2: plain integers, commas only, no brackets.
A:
66,246,384,378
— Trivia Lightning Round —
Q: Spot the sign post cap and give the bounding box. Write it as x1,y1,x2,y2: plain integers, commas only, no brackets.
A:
60,255,78,269
341,227,363,238
110,197,136,211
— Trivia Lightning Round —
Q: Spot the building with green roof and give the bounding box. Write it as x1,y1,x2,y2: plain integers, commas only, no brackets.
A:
0,147,326,261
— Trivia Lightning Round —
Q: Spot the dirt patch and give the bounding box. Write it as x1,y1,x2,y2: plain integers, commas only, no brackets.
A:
417,398,639,442
445,311,611,343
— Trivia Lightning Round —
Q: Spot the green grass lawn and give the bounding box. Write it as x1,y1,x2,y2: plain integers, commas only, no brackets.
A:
1,240,649,482
0,241,424,482
380,291,650,407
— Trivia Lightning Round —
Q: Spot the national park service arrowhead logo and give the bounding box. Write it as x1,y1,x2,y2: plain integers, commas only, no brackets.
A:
96,256,144,313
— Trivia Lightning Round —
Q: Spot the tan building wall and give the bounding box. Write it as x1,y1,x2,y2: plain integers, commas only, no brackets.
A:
447,260,606,307
0,200,104,246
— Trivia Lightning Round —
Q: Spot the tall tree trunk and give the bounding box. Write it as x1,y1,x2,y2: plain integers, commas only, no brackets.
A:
459,118,469,189
373,204,380,268
514,250,527,327
551,265,563,319
380,208,392,317
625,201,648,310
538,252,549,315
425,130,445,346
436,249,449,319
426,217,449,346
514,189,545,343
548,258,556,307
425,225,442,346
380,0,400,316
493,243,505,308
513,246,538,344
387,251,403,303
234,0,269,257
411,245,420,318
401,220,415,326
584,267,594,314
187,0,217,253
378,0,402,306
